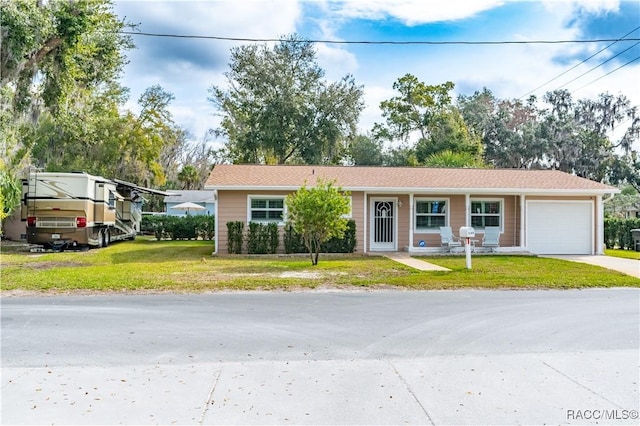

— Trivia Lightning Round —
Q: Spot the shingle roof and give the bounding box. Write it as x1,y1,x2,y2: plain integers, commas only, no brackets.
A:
204,164,617,194
165,190,216,203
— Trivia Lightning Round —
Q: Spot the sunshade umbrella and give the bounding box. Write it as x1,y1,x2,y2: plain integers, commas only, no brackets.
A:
172,201,206,214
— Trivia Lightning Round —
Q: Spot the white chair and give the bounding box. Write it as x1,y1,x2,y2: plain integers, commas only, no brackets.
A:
440,227,462,252
482,226,500,252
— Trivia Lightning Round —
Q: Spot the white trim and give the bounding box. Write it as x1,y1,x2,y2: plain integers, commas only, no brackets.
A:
413,197,450,233
526,199,594,255
408,194,414,249
596,195,604,255
247,194,286,225
363,192,368,253
465,194,470,227
207,185,618,196
213,190,219,255
470,198,504,233
519,194,525,250
369,197,398,251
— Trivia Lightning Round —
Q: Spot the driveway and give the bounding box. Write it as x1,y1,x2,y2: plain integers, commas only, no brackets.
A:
543,255,640,278
2,291,639,425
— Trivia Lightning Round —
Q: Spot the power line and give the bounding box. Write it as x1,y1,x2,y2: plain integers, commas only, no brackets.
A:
120,31,640,45
519,25,640,99
571,55,640,94
559,41,640,90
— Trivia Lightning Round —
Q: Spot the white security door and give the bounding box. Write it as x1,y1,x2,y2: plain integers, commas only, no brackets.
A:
370,199,396,251
527,201,593,255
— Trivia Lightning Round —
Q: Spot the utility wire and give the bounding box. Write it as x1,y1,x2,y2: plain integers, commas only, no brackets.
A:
571,55,640,94
559,41,640,90
119,31,640,45
519,25,640,99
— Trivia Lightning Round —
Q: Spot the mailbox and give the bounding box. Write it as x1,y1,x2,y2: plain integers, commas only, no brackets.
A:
459,226,475,238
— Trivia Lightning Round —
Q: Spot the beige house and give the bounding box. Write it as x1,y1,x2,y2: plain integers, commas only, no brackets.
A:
204,165,618,256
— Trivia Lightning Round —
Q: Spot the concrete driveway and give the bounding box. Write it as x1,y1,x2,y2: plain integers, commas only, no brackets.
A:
2,290,639,425
543,255,640,278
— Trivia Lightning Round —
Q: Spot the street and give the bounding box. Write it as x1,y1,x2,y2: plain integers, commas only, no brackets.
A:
2,289,639,424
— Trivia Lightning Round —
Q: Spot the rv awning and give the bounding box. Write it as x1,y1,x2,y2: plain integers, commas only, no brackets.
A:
113,179,173,197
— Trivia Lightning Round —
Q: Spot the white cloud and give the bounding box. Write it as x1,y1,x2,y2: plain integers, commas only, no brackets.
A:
330,0,505,25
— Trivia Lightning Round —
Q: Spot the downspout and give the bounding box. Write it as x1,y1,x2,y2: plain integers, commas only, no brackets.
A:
520,194,525,251
409,193,414,252
465,194,471,227
597,193,615,255
363,192,367,254
213,190,219,255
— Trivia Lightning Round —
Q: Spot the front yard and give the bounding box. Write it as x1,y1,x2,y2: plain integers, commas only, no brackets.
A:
1,238,638,294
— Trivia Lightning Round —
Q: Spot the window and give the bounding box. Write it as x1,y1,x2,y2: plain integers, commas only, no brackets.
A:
108,191,116,209
415,199,447,231
471,199,502,230
249,197,285,223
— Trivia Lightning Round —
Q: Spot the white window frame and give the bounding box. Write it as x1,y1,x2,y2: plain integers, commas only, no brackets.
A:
414,197,449,233
247,195,286,224
470,198,504,232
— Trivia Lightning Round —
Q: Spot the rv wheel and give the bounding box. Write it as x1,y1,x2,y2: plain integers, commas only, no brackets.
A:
98,230,106,248
104,230,110,247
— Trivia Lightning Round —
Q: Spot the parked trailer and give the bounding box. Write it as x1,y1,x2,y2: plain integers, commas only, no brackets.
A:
21,171,169,250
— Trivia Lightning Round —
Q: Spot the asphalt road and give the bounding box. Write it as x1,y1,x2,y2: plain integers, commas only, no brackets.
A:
2,289,639,425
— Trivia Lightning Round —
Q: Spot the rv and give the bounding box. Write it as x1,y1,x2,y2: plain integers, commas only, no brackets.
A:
21,171,169,250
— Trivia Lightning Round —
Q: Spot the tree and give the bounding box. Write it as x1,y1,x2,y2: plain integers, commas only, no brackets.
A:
209,35,364,165
458,89,542,169
286,179,351,265
348,134,383,166
177,165,199,190
374,74,481,165
1,0,134,220
423,150,486,168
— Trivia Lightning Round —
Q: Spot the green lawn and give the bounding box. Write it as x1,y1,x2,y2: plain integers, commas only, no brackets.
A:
606,248,640,260
1,238,638,294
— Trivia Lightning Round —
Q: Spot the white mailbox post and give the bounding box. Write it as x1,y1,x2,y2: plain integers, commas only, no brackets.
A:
459,226,475,269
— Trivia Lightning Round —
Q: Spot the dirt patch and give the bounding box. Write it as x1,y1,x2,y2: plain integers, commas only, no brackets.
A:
21,261,88,270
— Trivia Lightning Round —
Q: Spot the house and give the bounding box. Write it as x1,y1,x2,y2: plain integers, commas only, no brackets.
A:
204,164,619,256
164,190,216,216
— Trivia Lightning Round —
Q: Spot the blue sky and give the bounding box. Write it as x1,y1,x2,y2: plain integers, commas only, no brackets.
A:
113,0,640,149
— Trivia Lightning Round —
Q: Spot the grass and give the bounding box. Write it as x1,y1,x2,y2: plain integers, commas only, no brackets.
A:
606,248,640,260
1,238,638,294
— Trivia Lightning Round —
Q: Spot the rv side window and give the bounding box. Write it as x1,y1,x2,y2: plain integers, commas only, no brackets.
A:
108,191,116,209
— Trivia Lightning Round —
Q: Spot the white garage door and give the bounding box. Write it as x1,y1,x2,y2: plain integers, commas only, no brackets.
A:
527,201,593,255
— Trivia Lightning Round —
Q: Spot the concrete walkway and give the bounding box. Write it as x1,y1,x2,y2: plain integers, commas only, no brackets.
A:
382,252,451,271
543,255,640,278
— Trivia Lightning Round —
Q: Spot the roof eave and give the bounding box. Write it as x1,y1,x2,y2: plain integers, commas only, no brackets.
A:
205,185,619,195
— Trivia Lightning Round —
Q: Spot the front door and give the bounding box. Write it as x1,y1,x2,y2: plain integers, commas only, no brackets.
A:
370,198,396,251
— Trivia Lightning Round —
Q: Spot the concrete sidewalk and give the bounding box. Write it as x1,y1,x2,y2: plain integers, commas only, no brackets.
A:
382,252,451,271
4,350,638,425
543,255,639,278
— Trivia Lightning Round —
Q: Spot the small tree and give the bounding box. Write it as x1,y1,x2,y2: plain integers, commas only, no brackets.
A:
286,179,351,265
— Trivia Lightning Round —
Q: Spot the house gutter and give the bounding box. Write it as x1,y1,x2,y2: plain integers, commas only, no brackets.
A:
213,190,219,255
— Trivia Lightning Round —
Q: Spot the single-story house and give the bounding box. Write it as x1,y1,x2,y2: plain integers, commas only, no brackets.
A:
164,190,216,216
204,164,619,256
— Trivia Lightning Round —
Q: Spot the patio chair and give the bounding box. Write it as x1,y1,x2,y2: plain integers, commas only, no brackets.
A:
440,226,462,252
482,226,500,252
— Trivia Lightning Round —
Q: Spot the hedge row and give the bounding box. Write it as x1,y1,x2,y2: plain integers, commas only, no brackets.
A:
604,217,640,250
227,220,357,254
141,215,215,240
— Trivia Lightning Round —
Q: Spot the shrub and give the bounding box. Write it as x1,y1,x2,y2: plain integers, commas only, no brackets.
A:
247,222,279,254
227,221,244,254
604,217,640,249
284,220,356,254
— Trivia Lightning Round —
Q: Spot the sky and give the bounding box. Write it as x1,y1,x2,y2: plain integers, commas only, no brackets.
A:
113,0,640,150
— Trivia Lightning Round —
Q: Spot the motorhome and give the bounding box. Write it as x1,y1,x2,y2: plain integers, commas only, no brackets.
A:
21,171,169,250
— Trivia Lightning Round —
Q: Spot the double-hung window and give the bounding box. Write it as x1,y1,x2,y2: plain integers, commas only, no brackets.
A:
470,199,502,230
249,197,285,223
415,199,447,231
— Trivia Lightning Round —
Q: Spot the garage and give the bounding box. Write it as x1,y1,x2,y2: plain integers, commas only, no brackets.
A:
527,201,593,255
